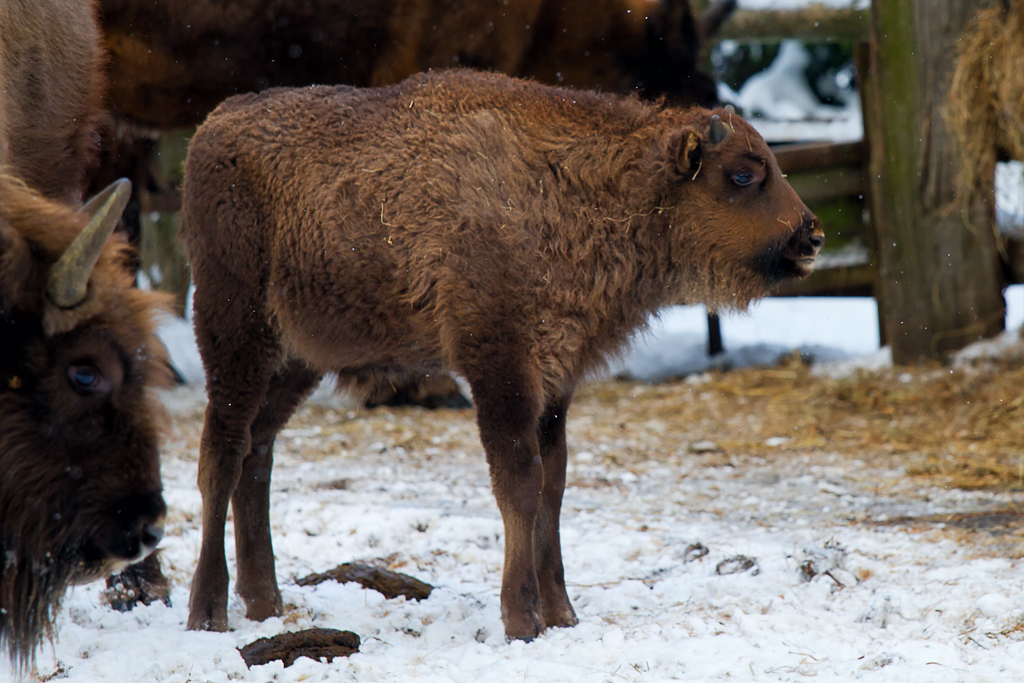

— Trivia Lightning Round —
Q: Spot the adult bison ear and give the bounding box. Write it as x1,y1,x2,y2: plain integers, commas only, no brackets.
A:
47,178,132,308
668,129,703,179
0,220,34,309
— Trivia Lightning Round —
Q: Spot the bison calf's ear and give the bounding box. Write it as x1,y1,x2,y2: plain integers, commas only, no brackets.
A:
666,129,703,179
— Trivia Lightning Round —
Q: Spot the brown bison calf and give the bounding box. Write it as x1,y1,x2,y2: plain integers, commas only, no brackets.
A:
181,70,823,641
1,0,170,669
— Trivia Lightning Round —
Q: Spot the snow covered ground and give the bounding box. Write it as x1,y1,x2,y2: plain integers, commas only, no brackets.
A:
6,291,1024,683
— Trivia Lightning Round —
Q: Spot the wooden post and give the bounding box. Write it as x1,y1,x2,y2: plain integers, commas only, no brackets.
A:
854,41,887,348
706,312,724,356
868,0,1005,363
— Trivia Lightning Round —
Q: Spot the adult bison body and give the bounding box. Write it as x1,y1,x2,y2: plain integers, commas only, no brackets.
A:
98,0,733,130
181,70,822,640
0,0,104,206
1,0,169,670
95,0,736,407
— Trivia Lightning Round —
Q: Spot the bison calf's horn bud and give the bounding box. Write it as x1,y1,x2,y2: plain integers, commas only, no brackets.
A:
710,114,728,143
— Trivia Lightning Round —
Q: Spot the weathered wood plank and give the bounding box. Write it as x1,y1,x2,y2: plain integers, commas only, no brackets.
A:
785,166,864,204
713,6,869,42
772,262,876,297
772,141,865,174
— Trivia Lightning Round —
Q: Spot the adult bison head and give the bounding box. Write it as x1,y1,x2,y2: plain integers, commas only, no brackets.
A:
0,177,171,669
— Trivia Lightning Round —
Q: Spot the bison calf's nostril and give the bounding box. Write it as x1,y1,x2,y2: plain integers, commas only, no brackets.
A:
809,233,825,250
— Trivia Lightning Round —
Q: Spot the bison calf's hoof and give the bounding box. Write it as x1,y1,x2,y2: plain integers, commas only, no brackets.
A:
186,610,229,632
242,592,284,623
543,604,578,630
187,589,230,632
503,609,545,643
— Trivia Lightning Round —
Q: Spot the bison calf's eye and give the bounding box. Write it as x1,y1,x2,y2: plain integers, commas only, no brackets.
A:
67,364,112,396
731,170,755,187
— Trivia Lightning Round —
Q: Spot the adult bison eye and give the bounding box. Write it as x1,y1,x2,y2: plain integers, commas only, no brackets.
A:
731,170,755,187
67,364,112,396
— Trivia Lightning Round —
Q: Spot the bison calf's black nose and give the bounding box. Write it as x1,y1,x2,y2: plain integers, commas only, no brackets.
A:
808,231,825,251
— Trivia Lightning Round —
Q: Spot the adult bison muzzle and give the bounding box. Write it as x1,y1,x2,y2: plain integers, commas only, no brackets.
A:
181,70,823,641
0,178,170,670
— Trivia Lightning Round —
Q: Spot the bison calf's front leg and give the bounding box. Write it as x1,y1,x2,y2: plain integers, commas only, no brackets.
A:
474,377,548,641
187,410,248,632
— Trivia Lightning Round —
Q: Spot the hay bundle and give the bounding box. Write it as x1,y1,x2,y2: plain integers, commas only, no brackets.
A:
949,2,1024,206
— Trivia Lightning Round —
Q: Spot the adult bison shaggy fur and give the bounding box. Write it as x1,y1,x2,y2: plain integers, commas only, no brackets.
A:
96,0,736,408
1,0,170,670
98,0,734,130
181,70,823,641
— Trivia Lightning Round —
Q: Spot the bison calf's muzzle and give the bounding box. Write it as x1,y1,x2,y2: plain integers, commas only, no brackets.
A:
181,70,823,642
774,215,825,280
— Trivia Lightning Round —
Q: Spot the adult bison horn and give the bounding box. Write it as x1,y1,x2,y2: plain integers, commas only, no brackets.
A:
710,115,728,144
47,178,132,308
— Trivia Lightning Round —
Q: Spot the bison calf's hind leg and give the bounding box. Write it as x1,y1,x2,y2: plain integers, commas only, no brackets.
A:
233,363,323,622
533,394,578,629
471,372,547,641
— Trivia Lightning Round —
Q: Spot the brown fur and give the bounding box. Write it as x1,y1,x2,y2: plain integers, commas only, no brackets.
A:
180,70,823,640
0,0,105,205
0,177,172,669
94,0,734,408
0,0,171,670
98,0,726,130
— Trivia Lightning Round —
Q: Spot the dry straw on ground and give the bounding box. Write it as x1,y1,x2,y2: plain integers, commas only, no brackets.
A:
263,353,1024,493
948,2,1024,213
164,354,1024,496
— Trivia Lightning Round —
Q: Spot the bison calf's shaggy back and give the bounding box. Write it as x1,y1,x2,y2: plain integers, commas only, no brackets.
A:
181,70,823,640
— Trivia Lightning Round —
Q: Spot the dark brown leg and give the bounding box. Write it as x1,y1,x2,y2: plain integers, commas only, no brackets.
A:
533,392,578,629
469,368,545,641
232,362,322,621
187,286,279,632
